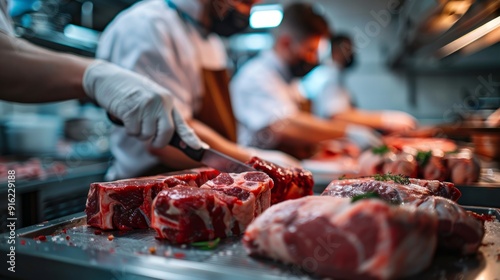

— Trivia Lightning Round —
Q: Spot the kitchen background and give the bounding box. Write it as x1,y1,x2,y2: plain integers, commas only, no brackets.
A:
1,0,499,127
0,0,499,229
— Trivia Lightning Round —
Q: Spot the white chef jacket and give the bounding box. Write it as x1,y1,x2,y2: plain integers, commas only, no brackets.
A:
230,50,305,148
0,0,14,35
299,58,353,119
97,0,227,180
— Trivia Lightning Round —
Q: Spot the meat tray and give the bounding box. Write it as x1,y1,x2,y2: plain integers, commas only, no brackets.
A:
1,207,499,280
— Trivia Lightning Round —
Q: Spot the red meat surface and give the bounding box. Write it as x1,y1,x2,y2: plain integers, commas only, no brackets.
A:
243,196,438,279
151,172,273,243
322,178,483,255
246,157,314,204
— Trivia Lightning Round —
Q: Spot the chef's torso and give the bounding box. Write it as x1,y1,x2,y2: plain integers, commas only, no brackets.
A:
230,50,305,148
299,59,353,119
97,0,227,180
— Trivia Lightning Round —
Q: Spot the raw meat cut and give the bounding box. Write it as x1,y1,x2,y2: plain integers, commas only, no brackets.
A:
358,144,480,185
445,149,480,185
243,196,438,279
358,149,418,178
409,178,461,202
322,178,484,254
86,168,220,230
382,152,418,178
419,154,448,181
415,196,484,254
246,157,314,204
86,177,167,230
151,172,273,243
383,137,457,154
322,177,460,203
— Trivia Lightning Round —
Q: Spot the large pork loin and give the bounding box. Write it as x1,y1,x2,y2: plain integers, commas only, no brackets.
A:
322,177,484,254
152,172,273,243
243,196,438,279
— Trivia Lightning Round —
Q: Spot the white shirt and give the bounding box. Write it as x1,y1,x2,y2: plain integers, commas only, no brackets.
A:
97,0,227,180
0,0,14,35
299,59,352,119
230,50,305,148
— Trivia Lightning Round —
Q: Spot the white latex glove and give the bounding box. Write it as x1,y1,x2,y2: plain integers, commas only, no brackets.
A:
380,111,418,132
83,60,203,149
345,124,383,150
486,109,500,127
247,147,301,168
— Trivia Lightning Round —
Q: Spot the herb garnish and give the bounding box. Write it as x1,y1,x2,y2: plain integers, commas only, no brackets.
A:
351,192,381,203
338,175,347,180
371,145,390,155
190,238,220,250
416,151,432,167
373,173,410,185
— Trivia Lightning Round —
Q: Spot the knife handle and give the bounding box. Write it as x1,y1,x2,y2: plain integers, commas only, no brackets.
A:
106,113,205,161
169,131,205,161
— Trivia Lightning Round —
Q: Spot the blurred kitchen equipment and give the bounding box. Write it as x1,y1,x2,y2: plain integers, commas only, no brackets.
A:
3,114,62,155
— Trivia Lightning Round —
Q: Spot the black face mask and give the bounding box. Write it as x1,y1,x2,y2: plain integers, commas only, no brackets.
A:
211,9,250,37
289,59,318,78
344,54,356,69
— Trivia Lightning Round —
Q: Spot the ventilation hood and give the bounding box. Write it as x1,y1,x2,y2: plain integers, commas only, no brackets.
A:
389,0,500,71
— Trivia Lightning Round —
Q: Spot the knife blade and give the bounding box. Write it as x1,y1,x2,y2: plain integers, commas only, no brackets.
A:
169,132,256,173
106,113,256,173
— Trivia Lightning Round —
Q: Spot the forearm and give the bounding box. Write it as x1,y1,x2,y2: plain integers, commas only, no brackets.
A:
150,119,251,168
189,119,251,162
271,111,348,145
149,145,202,170
333,110,384,129
0,33,92,103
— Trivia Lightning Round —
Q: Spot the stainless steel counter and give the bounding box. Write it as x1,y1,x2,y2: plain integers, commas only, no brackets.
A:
1,207,498,280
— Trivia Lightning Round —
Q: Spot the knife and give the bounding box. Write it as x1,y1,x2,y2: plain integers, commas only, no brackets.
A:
107,113,256,173
169,132,256,173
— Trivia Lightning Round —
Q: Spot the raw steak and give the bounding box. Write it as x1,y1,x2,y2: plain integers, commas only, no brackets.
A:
419,154,448,181
383,137,457,154
152,172,273,243
445,149,480,185
321,177,460,203
86,168,220,230
322,178,483,254
243,196,438,279
247,157,314,204
86,177,167,230
382,152,418,178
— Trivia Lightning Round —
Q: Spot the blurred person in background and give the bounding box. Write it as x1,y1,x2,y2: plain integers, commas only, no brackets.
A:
0,0,201,152
300,33,418,133
231,3,382,160
97,0,299,180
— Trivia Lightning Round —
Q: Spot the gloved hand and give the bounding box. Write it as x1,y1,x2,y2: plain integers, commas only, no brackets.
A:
345,124,383,149
486,108,500,127
380,111,418,132
247,147,301,168
83,60,203,149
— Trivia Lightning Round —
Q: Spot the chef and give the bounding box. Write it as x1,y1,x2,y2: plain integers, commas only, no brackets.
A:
300,34,418,132
0,0,201,151
97,0,299,180
230,3,383,159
